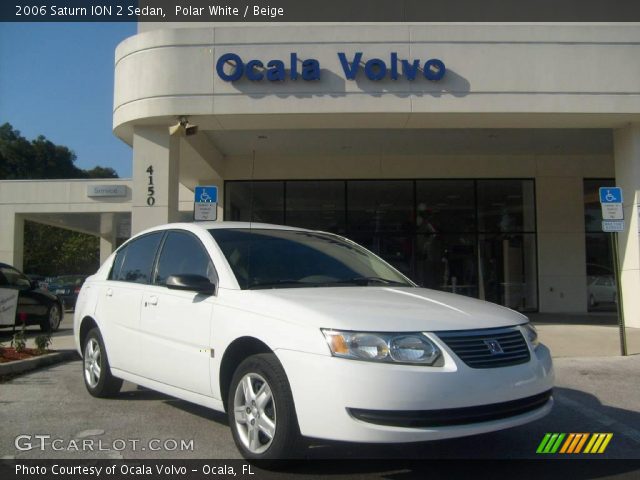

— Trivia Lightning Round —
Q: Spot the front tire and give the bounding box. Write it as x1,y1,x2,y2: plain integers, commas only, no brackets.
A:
83,328,122,397
228,353,302,461
40,304,61,332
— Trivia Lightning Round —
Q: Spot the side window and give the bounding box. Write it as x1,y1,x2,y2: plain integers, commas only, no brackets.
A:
155,231,217,285
109,246,128,280
112,232,163,284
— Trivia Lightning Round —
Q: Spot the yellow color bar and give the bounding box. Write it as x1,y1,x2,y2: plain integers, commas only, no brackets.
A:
590,433,606,453
598,433,613,453
584,433,599,453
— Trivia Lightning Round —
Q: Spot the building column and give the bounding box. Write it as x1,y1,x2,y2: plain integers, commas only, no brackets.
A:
99,214,117,264
536,175,587,313
131,126,180,235
613,124,640,329
0,210,24,270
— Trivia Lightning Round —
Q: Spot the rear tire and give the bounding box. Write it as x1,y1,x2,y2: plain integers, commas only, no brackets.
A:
228,353,302,462
40,304,61,332
83,328,122,397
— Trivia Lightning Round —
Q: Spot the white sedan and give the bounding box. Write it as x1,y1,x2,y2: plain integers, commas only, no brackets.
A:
74,222,553,460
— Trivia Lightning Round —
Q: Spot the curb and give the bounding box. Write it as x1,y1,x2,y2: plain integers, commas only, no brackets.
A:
0,350,79,377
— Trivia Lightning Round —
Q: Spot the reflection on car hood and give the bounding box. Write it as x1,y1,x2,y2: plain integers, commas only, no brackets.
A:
226,287,528,331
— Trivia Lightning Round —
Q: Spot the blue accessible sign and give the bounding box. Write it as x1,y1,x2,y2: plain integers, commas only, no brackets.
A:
194,186,218,203
194,186,218,221
599,187,623,204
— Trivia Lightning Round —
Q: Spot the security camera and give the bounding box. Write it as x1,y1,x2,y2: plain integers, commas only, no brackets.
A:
169,117,198,136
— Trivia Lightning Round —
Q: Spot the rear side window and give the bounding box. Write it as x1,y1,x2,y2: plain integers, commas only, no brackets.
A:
154,231,217,285
110,232,163,284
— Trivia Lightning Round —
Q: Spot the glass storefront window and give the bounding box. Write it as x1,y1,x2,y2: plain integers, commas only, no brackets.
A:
477,180,536,233
225,181,284,224
478,234,538,311
285,181,346,234
416,180,475,233
346,181,414,234
225,178,538,311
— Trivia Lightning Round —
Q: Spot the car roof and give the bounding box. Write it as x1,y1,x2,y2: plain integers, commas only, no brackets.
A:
137,221,312,237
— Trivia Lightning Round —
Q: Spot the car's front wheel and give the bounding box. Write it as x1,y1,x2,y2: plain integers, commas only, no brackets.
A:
40,304,61,332
83,328,122,397
228,353,302,461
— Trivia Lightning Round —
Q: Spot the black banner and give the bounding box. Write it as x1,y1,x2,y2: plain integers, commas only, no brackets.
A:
3,0,640,22
2,459,640,480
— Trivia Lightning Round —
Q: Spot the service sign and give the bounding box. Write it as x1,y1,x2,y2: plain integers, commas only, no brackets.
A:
0,288,18,326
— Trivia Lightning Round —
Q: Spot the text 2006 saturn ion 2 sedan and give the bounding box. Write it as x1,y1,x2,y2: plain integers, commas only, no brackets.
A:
74,222,553,460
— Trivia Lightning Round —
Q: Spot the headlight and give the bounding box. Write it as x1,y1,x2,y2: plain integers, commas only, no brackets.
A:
522,322,539,349
322,329,442,366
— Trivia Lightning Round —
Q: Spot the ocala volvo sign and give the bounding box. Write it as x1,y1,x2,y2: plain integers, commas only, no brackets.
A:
216,52,446,82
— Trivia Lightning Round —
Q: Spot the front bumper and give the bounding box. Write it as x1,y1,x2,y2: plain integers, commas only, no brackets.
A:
276,343,554,443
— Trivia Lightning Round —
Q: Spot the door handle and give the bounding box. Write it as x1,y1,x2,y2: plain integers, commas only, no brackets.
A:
106,288,113,297
146,296,158,306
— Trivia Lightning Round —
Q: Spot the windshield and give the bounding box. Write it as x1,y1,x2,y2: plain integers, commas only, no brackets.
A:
209,229,413,290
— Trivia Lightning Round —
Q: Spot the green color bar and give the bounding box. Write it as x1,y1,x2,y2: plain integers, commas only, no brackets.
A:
543,434,559,453
550,433,566,453
537,433,552,453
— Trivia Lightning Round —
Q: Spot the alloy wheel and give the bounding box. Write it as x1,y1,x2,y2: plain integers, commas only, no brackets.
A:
232,373,277,454
84,338,101,388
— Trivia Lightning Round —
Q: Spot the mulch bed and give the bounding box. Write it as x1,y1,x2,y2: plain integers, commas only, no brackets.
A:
0,347,48,363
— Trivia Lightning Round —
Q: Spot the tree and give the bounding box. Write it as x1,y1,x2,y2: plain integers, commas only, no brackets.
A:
0,122,118,180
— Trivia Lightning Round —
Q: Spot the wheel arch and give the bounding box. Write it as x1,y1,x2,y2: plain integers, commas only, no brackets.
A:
219,336,274,412
79,316,99,354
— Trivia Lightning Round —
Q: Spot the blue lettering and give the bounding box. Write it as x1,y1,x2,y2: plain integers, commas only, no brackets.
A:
364,58,387,81
401,59,420,80
266,60,285,81
424,59,446,81
338,52,362,80
302,59,320,81
246,60,264,81
390,52,398,80
216,53,243,82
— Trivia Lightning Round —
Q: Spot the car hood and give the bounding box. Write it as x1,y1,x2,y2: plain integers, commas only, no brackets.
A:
226,286,528,332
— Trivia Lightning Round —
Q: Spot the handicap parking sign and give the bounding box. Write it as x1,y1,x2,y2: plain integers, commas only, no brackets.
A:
599,187,623,204
194,186,218,203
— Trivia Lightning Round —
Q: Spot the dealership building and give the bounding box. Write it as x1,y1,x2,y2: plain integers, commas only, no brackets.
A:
1,22,639,328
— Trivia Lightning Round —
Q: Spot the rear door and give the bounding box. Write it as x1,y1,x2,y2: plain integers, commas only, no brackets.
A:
138,230,217,396
94,231,164,373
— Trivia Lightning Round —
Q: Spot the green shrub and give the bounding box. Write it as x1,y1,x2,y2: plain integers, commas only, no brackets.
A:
11,329,26,353
35,334,52,354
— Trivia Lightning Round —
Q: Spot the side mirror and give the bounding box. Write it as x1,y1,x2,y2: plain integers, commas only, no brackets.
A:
166,274,216,295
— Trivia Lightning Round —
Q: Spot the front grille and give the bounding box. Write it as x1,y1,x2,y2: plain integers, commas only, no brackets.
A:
436,327,530,368
349,390,552,428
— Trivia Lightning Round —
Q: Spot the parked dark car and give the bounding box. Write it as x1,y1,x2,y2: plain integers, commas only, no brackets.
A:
0,263,63,332
47,275,87,311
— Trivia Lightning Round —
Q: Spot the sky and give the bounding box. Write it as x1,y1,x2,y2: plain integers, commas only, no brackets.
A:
0,22,137,177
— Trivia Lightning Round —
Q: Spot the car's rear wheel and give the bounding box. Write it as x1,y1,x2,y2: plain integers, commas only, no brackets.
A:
228,353,302,461
83,328,122,397
40,304,61,332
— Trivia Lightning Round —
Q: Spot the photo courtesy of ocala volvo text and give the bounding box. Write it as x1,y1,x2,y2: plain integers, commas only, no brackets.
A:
73,222,554,460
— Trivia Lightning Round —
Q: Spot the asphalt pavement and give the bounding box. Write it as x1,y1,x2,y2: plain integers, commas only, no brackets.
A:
1,349,639,461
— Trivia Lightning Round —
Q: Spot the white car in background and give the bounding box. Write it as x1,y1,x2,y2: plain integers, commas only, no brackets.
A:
74,222,554,460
